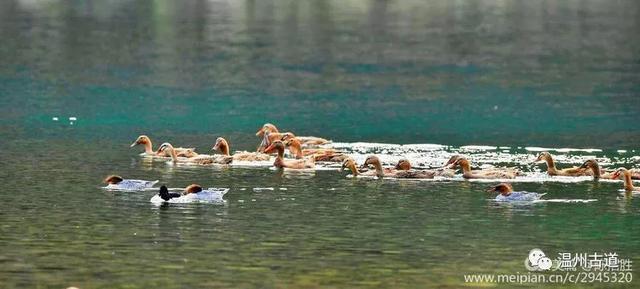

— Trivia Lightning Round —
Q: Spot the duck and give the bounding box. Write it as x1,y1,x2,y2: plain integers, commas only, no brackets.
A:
341,158,379,177
450,157,518,179
130,135,197,158
487,183,546,202
396,159,456,178
579,159,640,180
103,175,158,191
158,143,233,165
611,168,640,192
151,185,229,203
263,140,315,169
255,123,330,147
578,159,617,180
212,137,271,162
281,137,347,162
360,155,430,178
535,152,591,176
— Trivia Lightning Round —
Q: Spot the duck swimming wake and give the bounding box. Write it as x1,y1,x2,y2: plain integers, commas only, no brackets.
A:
103,175,159,191
150,184,229,203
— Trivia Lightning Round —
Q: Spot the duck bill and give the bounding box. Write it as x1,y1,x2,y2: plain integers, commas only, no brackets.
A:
255,127,265,137
212,143,220,151
130,141,138,147
485,187,497,193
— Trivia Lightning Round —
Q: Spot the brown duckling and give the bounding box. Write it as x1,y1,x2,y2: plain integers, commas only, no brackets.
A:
158,143,232,165
263,140,315,169
130,135,197,157
212,137,271,161
360,155,426,178
535,152,591,176
451,157,518,179
579,159,616,180
611,168,639,192
395,159,456,178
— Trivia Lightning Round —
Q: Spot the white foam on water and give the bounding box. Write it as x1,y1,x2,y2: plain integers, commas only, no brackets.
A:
253,187,275,191
150,188,229,204
533,199,598,203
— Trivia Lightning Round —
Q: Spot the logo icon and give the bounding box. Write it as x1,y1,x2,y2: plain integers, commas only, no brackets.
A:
525,248,553,271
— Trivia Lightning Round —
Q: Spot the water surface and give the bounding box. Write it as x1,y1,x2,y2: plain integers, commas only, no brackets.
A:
1,0,639,288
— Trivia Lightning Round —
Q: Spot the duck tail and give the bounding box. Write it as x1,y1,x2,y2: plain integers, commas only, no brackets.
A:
150,180,160,187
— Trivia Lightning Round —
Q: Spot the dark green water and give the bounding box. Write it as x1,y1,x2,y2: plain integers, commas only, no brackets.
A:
1,0,639,288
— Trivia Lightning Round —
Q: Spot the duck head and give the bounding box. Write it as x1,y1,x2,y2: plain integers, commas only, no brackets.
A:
395,159,412,170
130,135,151,147
452,157,471,171
280,132,296,141
256,123,279,138
341,158,358,173
611,167,628,180
486,183,513,196
361,156,381,169
264,140,285,156
184,184,203,195
212,137,230,155
156,142,174,154
535,152,552,162
444,155,462,168
104,175,123,184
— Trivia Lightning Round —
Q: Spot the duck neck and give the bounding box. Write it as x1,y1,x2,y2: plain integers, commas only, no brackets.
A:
289,139,304,159
276,147,285,160
373,162,384,178
544,157,558,174
347,164,358,176
589,163,601,179
219,142,230,156
273,147,285,167
169,148,179,163
623,172,634,191
459,161,472,174
143,140,153,154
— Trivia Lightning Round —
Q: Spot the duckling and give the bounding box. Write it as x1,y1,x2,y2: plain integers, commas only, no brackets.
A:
282,137,346,162
256,123,330,147
158,143,232,165
130,135,197,157
535,152,591,176
152,184,228,203
212,137,271,161
103,175,158,191
611,168,639,192
360,155,418,178
396,159,456,178
487,183,546,202
263,140,315,169
451,157,518,179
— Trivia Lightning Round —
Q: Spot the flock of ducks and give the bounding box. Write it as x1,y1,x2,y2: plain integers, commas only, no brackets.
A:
106,123,640,202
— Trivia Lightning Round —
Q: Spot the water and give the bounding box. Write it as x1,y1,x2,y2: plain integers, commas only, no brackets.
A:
1,0,639,288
